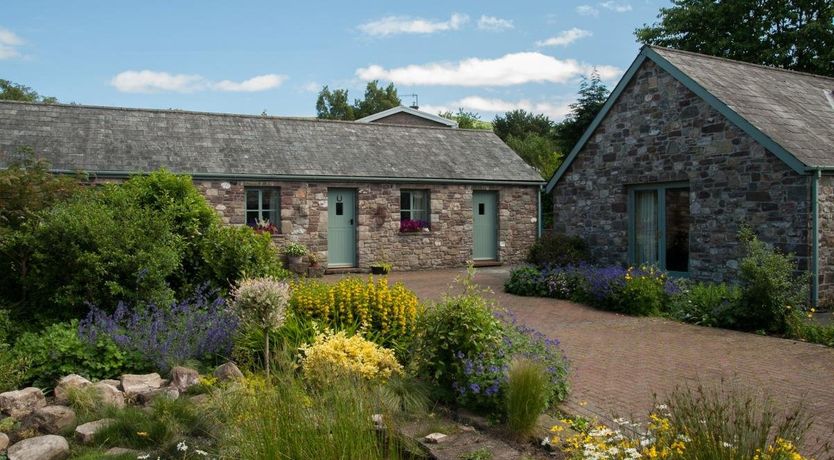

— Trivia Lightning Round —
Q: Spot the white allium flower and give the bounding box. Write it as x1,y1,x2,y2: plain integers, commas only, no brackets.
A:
177,441,188,452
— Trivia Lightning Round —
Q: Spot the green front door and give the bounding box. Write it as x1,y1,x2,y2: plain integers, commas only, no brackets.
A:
327,189,356,267
472,191,498,260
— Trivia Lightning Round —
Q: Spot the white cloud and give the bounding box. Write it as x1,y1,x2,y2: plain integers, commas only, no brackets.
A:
576,5,599,16
358,13,468,37
536,28,592,47
423,96,573,120
0,27,24,59
477,15,514,31
213,74,286,92
300,81,321,93
110,70,287,93
356,52,621,87
601,1,632,12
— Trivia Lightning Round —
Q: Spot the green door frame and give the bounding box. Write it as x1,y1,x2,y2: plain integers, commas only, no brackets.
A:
327,188,357,268
627,181,690,276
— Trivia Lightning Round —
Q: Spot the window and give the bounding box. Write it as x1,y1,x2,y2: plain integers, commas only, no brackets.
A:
400,190,430,232
245,188,280,228
628,183,690,274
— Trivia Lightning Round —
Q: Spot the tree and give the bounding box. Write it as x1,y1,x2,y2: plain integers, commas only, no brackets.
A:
504,134,563,179
315,80,400,120
553,70,609,155
0,80,57,103
636,0,834,77
439,108,490,130
492,110,554,143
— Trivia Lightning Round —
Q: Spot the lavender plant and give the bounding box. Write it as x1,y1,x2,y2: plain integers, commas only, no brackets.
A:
79,286,238,372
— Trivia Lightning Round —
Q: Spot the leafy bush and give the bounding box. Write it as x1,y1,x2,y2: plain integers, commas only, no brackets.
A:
12,320,142,387
505,358,550,437
290,277,421,348
0,150,80,230
200,224,290,287
613,266,668,316
736,227,808,332
786,310,834,347
0,343,29,392
300,330,403,385
79,287,238,373
504,266,547,297
669,282,742,327
232,277,290,377
526,233,590,267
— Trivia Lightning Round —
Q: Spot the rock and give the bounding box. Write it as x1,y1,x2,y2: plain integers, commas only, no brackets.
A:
74,419,114,444
120,373,165,397
7,435,69,460
53,375,91,405
99,379,122,389
170,366,199,391
0,432,8,450
0,388,46,419
424,432,448,444
213,362,243,381
91,382,125,408
23,406,76,434
105,447,141,456
137,387,179,405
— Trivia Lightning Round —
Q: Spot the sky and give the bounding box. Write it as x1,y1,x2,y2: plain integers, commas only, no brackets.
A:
2,0,668,121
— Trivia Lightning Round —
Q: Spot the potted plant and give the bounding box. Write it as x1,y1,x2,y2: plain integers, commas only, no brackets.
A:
283,242,307,265
307,252,325,278
370,261,392,275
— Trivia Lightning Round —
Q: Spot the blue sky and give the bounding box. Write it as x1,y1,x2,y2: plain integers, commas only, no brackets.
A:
2,0,666,121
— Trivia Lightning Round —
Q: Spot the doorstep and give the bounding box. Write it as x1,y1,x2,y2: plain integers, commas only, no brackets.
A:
472,260,502,268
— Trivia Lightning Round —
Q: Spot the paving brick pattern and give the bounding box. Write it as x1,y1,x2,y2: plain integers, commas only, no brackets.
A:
384,268,834,452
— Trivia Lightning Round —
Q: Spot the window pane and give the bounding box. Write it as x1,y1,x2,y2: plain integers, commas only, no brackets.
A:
412,191,425,211
412,209,428,222
400,192,411,211
261,191,272,211
400,211,410,221
665,188,690,272
634,190,659,265
246,211,260,226
246,190,260,211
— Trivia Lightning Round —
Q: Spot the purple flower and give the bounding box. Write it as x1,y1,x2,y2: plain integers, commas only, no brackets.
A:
469,383,481,394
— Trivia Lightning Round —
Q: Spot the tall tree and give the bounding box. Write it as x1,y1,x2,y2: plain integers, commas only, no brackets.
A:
553,70,610,155
0,80,57,103
492,110,554,143
315,80,400,121
636,0,834,77
439,108,489,130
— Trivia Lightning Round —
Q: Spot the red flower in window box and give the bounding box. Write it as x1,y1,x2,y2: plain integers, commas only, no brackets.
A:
400,219,430,233
252,218,278,235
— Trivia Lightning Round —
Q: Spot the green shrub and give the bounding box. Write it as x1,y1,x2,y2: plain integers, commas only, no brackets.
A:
786,311,834,347
504,266,548,297
11,320,144,388
0,343,29,392
505,358,549,437
526,233,589,267
611,266,668,316
736,227,808,332
669,281,742,327
412,292,503,389
200,225,289,287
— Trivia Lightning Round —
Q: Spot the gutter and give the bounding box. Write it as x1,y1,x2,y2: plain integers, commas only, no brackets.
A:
48,169,545,187
811,168,822,306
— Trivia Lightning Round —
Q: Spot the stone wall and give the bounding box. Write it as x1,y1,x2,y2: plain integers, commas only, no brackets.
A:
817,176,834,303
197,180,537,270
551,59,812,288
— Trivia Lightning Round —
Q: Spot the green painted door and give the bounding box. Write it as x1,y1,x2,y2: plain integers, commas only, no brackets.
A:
472,191,498,260
328,189,356,267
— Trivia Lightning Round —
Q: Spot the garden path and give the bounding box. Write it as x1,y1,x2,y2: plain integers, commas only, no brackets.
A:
381,267,834,452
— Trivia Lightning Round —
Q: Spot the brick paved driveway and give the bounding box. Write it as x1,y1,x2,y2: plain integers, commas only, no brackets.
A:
382,267,834,452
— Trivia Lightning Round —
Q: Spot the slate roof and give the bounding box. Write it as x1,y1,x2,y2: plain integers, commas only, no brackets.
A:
0,101,542,184
652,46,834,168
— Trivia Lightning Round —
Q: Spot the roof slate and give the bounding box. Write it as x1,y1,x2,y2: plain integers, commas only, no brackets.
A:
0,101,542,183
651,46,834,168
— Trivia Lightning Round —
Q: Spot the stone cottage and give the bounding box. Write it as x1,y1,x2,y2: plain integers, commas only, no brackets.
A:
0,101,543,271
546,46,834,305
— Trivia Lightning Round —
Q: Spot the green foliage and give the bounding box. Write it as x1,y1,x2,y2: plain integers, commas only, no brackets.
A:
492,109,554,143
786,311,834,347
526,233,590,267
552,70,610,155
11,320,144,388
315,80,400,120
736,227,808,332
614,267,668,316
504,133,563,178
0,343,29,392
662,384,813,458
636,0,834,77
282,241,307,256
439,108,491,130
0,79,57,103
200,225,289,287
504,266,547,297
505,358,550,437
669,281,742,327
